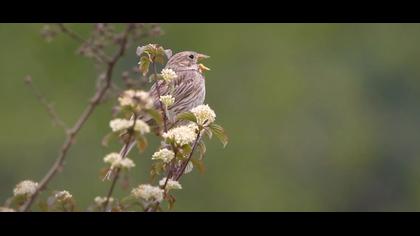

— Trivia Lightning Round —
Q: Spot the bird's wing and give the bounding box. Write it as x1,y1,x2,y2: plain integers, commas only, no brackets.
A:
149,70,203,114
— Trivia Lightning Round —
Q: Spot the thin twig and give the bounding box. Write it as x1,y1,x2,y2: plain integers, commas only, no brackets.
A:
103,168,121,212
175,132,201,181
24,76,68,130
103,114,138,211
57,23,111,63
152,61,168,133
19,24,134,212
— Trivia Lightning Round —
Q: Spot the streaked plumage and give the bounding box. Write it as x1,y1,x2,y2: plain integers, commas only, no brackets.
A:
147,51,207,128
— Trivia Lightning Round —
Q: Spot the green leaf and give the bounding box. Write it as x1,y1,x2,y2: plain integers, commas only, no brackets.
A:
145,108,163,126
179,144,192,159
138,55,151,76
136,135,148,153
191,158,206,174
176,111,197,123
197,140,206,160
167,194,176,210
208,123,228,148
154,55,165,64
204,127,213,139
149,162,164,181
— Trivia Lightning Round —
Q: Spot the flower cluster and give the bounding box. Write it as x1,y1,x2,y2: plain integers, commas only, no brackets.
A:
109,118,150,134
162,125,197,146
161,68,178,83
131,184,164,203
159,178,182,190
0,207,15,212
13,180,38,197
160,95,175,107
104,153,135,169
94,196,114,206
137,44,172,76
54,190,72,202
118,90,153,111
191,104,216,126
152,148,175,163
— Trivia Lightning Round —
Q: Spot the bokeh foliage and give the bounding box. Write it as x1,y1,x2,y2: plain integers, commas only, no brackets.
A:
1,23,420,211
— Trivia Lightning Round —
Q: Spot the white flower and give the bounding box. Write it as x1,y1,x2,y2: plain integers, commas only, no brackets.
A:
159,95,175,107
133,119,150,134
109,119,132,132
104,153,121,164
131,184,164,203
118,90,153,110
159,178,182,190
191,104,216,125
161,68,178,83
0,207,15,212
103,153,135,169
162,125,197,146
187,122,199,133
109,118,150,134
152,148,175,163
13,180,38,197
94,196,113,205
54,190,72,201
114,158,135,169
136,91,153,109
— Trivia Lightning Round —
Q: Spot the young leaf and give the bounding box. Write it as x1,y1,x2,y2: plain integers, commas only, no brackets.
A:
180,144,192,157
138,55,151,76
176,111,197,123
203,127,213,139
208,123,228,148
136,135,148,152
145,108,163,126
154,54,165,64
197,140,206,160
167,194,176,210
191,158,206,174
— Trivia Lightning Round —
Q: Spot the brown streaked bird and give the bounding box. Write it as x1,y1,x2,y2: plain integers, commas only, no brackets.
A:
148,51,210,128
104,51,210,180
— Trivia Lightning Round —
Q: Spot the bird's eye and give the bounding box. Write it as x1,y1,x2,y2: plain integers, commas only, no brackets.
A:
189,54,194,59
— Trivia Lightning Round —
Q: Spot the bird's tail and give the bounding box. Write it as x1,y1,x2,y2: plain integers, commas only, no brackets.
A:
103,139,137,181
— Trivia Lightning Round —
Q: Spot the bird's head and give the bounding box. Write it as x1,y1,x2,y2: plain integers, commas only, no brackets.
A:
165,51,210,73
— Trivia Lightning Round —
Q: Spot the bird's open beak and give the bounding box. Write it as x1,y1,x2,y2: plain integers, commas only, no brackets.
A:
197,53,210,72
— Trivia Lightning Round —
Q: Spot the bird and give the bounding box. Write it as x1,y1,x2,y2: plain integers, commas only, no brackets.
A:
104,51,210,180
148,51,210,128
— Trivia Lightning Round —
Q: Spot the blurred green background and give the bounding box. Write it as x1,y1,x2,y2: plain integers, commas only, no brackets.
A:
1,23,420,211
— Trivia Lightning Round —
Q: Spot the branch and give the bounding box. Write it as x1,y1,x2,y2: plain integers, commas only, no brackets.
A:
152,61,168,133
148,132,201,212
175,132,201,181
24,76,68,130
57,23,111,64
102,114,138,211
19,24,135,212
